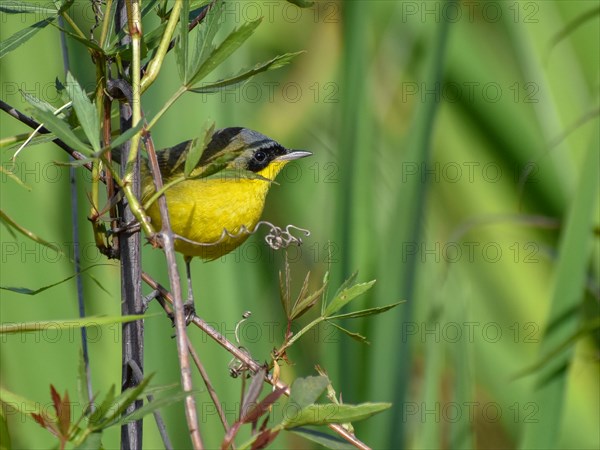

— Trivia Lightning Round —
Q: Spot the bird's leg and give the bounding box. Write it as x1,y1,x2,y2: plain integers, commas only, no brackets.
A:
183,256,196,324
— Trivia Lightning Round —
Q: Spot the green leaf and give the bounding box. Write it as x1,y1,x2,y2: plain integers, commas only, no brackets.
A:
4,132,59,153
0,18,56,59
188,0,223,84
0,265,102,296
0,314,150,335
291,427,355,450
25,100,92,155
282,402,391,428
74,431,102,450
19,90,61,114
327,322,369,344
0,1,57,14
327,301,403,320
0,209,62,254
333,271,358,300
88,386,115,426
0,166,30,190
97,375,154,428
51,23,104,53
285,0,315,7
189,51,304,93
65,72,100,152
289,376,329,409
324,279,376,316
290,278,326,320
0,406,11,450
0,387,45,416
184,122,214,177
94,121,144,157
187,18,263,88
114,388,199,426
176,0,190,80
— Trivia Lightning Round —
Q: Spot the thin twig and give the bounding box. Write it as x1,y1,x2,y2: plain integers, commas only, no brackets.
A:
142,123,204,449
186,334,235,446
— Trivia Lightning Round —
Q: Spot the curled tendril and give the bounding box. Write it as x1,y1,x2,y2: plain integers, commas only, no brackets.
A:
234,311,252,345
173,221,311,250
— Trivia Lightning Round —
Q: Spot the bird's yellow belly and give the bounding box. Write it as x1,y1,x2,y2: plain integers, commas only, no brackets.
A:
144,177,270,260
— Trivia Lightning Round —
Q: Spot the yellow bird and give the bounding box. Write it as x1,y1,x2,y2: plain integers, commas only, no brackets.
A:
136,127,311,311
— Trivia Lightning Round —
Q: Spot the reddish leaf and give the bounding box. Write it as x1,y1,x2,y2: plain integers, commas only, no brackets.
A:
57,390,71,437
50,385,61,414
241,387,286,424
31,413,49,429
221,422,242,450
251,428,280,450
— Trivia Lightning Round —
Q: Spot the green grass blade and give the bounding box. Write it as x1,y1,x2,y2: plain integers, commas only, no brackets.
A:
187,18,263,88
0,18,56,59
65,72,100,152
520,127,600,449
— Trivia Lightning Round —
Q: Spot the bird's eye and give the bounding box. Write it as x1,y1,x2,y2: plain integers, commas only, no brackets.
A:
254,150,267,162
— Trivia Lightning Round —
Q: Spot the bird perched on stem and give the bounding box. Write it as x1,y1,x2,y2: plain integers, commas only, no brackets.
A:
119,127,311,316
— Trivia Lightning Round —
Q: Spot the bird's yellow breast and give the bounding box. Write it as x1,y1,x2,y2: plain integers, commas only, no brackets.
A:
143,161,286,260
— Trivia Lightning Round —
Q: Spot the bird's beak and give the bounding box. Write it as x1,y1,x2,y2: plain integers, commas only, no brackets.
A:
275,150,313,161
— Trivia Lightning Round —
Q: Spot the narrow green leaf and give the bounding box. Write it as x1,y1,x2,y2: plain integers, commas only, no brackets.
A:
282,402,391,428
19,90,60,114
513,317,600,379
94,121,144,156
65,72,100,152
291,428,355,450
291,282,326,320
0,166,32,191
86,274,112,296
25,102,92,155
98,375,154,428
0,387,46,416
0,1,57,14
0,209,63,254
0,265,103,296
333,271,358,300
324,279,376,316
0,314,150,335
320,270,330,315
0,406,11,450
327,301,403,320
51,23,104,52
115,389,199,426
327,322,369,344
188,18,263,88
184,122,214,177
289,376,329,409
74,431,102,450
176,0,190,81
189,51,304,93
88,386,115,426
189,0,223,83
0,18,56,59
5,133,59,152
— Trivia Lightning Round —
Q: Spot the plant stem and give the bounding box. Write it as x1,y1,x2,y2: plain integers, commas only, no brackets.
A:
140,1,183,93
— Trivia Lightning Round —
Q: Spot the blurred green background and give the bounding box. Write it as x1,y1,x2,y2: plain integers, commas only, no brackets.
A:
1,1,599,449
